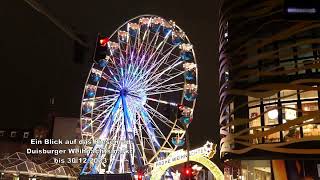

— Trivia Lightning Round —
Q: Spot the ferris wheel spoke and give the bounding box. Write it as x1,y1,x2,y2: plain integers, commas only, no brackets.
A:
94,105,122,135
145,58,182,85
101,69,121,89
108,123,126,173
121,95,144,170
126,96,167,144
135,115,149,163
126,35,178,89
146,103,184,132
146,57,183,84
128,56,182,92
141,46,180,82
138,108,168,156
96,86,120,94
144,82,184,96
146,97,178,106
81,97,122,174
148,33,172,64
142,31,160,59
136,65,184,93
144,104,175,128
131,33,171,85
137,26,151,57
139,107,162,146
82,93,117,103
127,30,139,63
89,96,117,113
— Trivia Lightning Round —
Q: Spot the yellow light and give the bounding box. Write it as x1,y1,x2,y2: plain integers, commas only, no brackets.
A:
88,101,95,107
268,109,278,119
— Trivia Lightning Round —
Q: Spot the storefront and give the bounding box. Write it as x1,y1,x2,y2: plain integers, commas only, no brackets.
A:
224,160,320,180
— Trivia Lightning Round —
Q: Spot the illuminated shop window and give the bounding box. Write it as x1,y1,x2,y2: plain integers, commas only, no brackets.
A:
282,103,301,141
264,128,281,143
248,96,260,107
300,89,318,100
264,106,279,126
249,107,262,144
280,90,298,101
302,101,319,137
263,93,278,104
283,103,298,121
241,160,271,180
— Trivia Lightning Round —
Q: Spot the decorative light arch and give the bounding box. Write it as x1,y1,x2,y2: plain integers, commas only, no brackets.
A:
150,142,224,180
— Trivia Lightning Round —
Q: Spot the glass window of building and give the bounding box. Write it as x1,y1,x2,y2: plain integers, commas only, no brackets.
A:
11,131,16,138
278,40,294,61
281,60,296,75
263,93,278,104
283,103,298,121
282,103,300,141
264,128,281,143
280,90,297,101
300,89,318,100
297,44,313,59
249,107,262,144
297,61,306,74
264,106,279,126
241,160,271,180
23,132,29,139
248,96,260,107
302,101,319,137
0,131,4,137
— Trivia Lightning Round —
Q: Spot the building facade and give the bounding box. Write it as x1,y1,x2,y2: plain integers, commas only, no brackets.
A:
218,0,320,179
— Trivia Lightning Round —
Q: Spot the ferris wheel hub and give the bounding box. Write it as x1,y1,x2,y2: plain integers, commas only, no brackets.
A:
119,88,129,96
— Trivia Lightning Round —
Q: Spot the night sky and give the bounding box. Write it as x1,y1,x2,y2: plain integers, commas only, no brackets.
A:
1,0,220,152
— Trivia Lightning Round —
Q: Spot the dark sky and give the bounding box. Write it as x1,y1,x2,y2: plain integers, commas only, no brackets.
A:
0,0,220,150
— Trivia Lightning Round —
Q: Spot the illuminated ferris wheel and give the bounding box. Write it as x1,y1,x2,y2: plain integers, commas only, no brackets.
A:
80,15,198,175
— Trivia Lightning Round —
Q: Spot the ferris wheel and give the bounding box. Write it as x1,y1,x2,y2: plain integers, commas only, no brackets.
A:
80,15,198,175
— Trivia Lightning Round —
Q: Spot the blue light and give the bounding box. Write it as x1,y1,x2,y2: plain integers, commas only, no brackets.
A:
184,71,195,80
129,29,138,36
91,73,101,82
98,59,108,68
172,37,182,45
287,7,316,14
171,137,185,146
82,106,92,113
86,90,95,98
140,24,148,31
180,116,192,125
180,51,193,61
184,92,197,101
151,24,161,32
163,28,172,36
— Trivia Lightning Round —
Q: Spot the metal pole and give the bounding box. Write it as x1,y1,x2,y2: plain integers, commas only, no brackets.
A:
186,125,190,163
23,0,88,48
185,125,191,180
